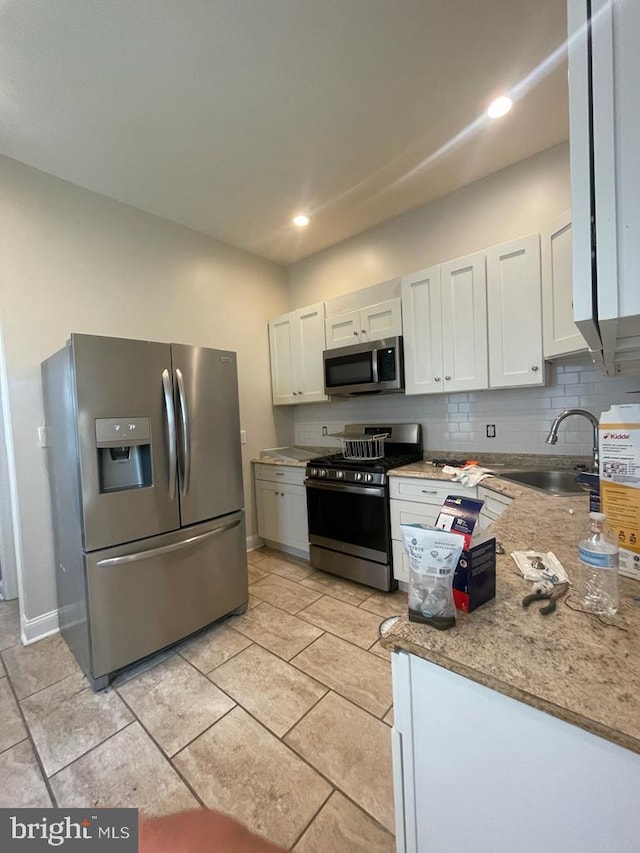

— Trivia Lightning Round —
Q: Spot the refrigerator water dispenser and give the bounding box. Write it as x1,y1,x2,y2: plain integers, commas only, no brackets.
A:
95,417,152,492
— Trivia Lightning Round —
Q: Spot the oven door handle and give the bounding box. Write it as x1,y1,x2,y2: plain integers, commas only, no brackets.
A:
304,479,385,498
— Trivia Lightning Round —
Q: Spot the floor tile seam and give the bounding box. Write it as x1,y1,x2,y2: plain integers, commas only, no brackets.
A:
282,724,394,835
0,639,23,655
229,613,327,662
45,718,139,782
297,583,371,608
112,693,207,808
292,605,380,652
206,645,330,702
177,638,256,675
287,785,334,850
0,734,29,758
203,667,330,741
321,787,397,841
246,586,324,616
285,688,396,749
286,657,392,721
3,670,60,806
9,663,83,703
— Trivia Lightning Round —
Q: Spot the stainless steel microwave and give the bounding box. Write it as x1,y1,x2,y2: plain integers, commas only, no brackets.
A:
323,336,404,396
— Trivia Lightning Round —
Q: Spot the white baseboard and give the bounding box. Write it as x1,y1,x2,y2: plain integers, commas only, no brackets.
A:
246,534,264,552
21,608,60,645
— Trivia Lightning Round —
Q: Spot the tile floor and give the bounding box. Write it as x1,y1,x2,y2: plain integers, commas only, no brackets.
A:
0,548,407,851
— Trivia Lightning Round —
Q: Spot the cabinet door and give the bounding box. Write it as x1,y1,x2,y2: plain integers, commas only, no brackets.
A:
487,234,544,388
268,312,297,405
541,213,587,358
296,303,328,403
360,298,403,342
255,479,283,543
282,483,309,553
401,267,444,395
440,252,488,393
325,310,361,350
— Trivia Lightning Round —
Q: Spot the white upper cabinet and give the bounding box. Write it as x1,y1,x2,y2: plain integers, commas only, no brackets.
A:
440,252,489,393
487,234,544,388
268,302,328,406
541,212,587,358
402,265,443,394
325,298,402,350
568,0,640,374
402,252,488,395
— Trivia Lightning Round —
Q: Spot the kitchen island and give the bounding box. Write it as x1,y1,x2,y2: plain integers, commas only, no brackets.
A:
382,464,640,853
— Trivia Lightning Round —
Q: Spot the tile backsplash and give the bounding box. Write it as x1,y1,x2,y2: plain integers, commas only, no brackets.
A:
293,355,640,457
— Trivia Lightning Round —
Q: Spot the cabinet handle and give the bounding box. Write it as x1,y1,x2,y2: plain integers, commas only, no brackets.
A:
445,375,451,381
531,365,539,372
434,377,441,382
421,489,438,494
353,331,359,336
298,390,303,394
276,472,284,476
361,329,366,334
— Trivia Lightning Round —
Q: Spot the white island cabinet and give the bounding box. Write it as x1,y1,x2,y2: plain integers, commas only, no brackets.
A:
391,650,640,853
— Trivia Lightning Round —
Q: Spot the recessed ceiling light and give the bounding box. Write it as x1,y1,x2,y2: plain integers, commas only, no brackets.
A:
292,213,311,228
487,96,513,119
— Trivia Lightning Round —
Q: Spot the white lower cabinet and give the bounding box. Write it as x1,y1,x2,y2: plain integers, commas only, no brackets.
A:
254,464,309,557
391,651,640,853
477,484,512,530
390,478,478,584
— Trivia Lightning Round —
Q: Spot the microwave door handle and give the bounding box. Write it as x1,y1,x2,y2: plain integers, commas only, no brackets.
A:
371,349,379,383
162,369,177,500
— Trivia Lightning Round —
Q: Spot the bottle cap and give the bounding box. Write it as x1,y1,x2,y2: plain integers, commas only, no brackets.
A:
589,511,606,521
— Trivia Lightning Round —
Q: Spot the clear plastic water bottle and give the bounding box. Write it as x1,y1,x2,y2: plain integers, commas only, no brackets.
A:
578,511,619,615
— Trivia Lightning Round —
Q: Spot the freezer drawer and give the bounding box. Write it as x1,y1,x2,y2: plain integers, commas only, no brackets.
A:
85,511,247,678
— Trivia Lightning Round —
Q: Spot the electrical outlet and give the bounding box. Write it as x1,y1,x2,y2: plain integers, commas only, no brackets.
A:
240,430,247,445
322,426,328,436
486,424,496,438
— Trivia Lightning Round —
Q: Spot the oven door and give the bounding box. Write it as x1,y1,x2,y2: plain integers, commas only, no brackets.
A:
305,479,389,563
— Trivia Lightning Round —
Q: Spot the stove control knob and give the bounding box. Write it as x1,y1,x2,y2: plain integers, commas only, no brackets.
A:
336,471,344,479
354,472,363,481
310,468,318,477
319,469,327,478
364,473,374,483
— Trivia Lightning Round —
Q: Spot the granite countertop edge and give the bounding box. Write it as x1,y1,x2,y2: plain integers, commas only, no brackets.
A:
383,631,640,755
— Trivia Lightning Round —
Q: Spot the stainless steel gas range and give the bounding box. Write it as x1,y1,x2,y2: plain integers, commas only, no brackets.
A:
305,423,422,591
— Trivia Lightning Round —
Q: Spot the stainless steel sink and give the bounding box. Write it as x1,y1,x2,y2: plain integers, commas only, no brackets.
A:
498,469,586,496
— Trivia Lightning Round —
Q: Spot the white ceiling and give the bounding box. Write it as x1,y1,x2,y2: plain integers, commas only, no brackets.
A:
0,1,569,265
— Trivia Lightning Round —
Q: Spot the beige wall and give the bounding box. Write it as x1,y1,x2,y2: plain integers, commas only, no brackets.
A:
0,155,291,629
287,143,571,307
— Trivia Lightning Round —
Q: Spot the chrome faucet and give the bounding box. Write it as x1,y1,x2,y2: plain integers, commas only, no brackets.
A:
545,409,599,471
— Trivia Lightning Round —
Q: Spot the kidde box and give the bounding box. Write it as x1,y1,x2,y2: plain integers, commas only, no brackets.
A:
599,404,640,581
436,495,497,613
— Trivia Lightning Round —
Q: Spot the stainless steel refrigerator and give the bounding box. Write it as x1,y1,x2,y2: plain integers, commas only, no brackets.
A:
42,333,248,690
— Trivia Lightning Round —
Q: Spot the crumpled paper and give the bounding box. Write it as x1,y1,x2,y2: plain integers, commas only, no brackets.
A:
442,464,495,487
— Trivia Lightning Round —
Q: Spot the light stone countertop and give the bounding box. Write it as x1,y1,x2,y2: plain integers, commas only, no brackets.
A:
383,462,640,755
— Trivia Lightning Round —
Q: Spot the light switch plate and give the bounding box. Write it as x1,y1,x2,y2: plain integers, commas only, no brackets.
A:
240,430,247,445
38,426,48,447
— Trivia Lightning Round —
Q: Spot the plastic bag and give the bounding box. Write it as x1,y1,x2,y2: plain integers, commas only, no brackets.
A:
401,523,465,630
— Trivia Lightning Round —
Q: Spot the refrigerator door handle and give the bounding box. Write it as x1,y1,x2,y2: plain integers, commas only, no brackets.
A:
175,368,191,496
162,368,178,499
95,515,243,567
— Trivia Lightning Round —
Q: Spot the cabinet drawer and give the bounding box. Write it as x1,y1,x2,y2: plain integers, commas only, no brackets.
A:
254,463,306,487
392,539,410,584
477,485,512,517
391,499,439,542
389,477,476,505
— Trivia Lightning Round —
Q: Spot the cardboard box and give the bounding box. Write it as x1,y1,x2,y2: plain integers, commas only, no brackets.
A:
452,530,497,613
599,404,640,581
437,494,497,612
